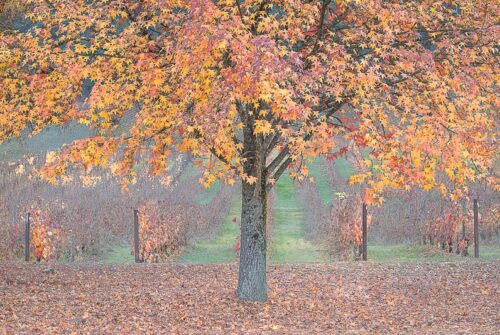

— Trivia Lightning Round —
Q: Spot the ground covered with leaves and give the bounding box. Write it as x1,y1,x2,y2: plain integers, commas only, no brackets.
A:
1,262,498,334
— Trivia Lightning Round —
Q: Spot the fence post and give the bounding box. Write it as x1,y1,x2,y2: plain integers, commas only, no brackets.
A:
362,203,367,261
460,218,468,257
24,212,30,262
134,209,140,263
473,199,479,258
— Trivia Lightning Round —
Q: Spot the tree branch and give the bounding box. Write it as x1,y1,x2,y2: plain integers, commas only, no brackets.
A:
306,0,332,60
267,156,292,191
265,146,289,176
265,133,280,156
235,0,246,25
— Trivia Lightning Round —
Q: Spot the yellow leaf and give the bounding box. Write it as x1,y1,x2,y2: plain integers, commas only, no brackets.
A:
246,175,257,185
253,120,273,136
348,172,371,185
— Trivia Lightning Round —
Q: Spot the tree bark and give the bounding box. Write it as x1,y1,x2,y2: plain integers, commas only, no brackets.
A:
236,103,269,301
237,178,267,301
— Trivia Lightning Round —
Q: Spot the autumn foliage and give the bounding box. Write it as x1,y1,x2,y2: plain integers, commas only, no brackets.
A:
136,202,191,262
27,208,63,261
330,193,364,256
0,156,236,262
0,0,496,199
300,164,367,259
136,185,235,263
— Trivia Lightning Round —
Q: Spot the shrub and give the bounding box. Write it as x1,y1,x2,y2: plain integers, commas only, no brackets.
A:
137,202,190,262
136,184,236,262
28,208,64,261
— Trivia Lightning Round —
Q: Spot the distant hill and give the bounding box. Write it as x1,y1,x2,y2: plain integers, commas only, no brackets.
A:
0,109,136,162
0,123,92,162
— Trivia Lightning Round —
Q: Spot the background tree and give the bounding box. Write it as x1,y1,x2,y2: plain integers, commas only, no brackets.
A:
1,0,498,301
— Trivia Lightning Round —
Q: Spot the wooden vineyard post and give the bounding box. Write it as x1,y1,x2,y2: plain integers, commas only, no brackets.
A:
24,212,30,262
474,199,479,258
461,218,468,257
134,209,141,263
362,203,367,261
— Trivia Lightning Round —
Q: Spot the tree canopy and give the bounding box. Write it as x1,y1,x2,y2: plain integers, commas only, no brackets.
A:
1,0,498,201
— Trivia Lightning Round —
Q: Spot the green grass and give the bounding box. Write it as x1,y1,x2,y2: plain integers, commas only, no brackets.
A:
177,163,221,206
0,124,91,161
179,164,199,183
197,181,221,206
367,244,500,263
307,159,334,205
307,157,354,205
368,244,450,262
177,199,241,264
334,157,353,179
269,173,331,264
179,172,334,265
476,246,500,260
100,244,135,264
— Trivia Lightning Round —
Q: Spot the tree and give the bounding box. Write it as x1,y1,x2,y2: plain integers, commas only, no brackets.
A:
1,0,498,301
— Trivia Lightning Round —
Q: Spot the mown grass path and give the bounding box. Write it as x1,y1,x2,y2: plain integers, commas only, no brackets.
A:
176,199,240,264
269,173,331,263
178,172,332,264
307,159,334,205
100,245,135,264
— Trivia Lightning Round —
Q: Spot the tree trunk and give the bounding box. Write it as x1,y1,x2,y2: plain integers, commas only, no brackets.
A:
237,179,267,301
236,105,268,302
